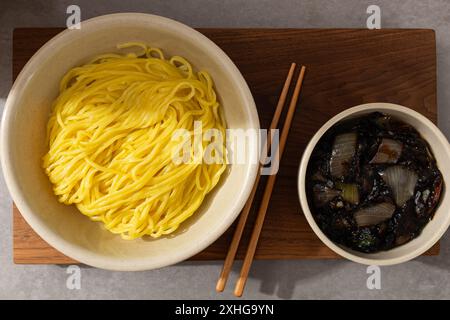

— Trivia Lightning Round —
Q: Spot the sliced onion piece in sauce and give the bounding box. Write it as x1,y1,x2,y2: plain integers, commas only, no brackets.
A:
354,202,396,227
380,165,418,207
330,132,357,178
313,184,341,207
370,138,403,164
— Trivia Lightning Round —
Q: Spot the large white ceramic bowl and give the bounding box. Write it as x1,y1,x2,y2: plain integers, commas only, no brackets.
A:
1,13,259,271
298,103,450,265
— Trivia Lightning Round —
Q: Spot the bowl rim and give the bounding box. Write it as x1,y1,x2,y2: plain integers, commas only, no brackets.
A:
298,102,450,266
0,13,260,271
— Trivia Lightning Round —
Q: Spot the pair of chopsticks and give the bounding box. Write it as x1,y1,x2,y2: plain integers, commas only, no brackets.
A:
216,63,306,297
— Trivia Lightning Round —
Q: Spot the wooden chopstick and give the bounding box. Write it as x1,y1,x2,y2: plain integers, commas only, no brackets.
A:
234,66,306,297
215,63,297,293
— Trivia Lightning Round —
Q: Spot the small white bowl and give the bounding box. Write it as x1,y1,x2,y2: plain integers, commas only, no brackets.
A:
1,13,260,271
298,103,450,265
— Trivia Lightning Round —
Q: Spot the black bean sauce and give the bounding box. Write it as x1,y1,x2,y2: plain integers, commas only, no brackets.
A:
306,112,443,253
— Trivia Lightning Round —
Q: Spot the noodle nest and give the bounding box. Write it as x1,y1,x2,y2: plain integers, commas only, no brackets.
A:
43,43,227,240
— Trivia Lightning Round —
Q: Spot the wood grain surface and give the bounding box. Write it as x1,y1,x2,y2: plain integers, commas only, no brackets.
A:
12,28,439,264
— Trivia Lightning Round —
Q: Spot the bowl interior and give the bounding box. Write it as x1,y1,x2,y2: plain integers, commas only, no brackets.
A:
2,14,259,270
299,103,450,265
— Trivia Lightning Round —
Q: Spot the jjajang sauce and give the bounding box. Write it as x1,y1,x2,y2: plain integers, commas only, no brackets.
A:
306,112,443,253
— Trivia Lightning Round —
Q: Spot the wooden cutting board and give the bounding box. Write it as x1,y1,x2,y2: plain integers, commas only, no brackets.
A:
12,28,439,264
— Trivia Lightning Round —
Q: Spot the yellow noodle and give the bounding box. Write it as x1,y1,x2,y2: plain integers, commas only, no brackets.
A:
43,43,227,240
